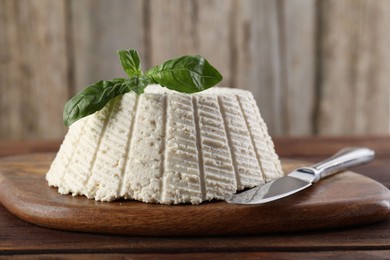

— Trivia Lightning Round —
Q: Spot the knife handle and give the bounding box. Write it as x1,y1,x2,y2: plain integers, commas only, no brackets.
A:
308,147,375,182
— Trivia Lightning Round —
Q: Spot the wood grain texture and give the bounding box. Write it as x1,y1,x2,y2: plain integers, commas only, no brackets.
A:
148,0,233,86
234,0,317,136
4,251,390,259
0,153,389,236
235,0,284,135
2,203,390,255
282,0,316,136
70,0,145,92
0,0,389,140
0,138,390,256
316,0,390,135
0,0,69,139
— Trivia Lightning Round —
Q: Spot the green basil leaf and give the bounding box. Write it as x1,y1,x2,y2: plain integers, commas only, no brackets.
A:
145,55,223,93
125,76,149,95
63,77,148,127
118,49,142,77
64,49,224,127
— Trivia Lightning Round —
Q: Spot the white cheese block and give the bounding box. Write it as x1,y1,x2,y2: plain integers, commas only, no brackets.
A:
46,85,283,204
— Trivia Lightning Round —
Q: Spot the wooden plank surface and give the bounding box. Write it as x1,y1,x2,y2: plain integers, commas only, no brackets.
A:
0,0,69,139
148,0,233,87
282,0,316,136
1,202,389,255
1,154,388,236
3,251,390,259
0,137,389,256
0,0,389,140
316,0,390,135
235,0,285,135
70,0,145,92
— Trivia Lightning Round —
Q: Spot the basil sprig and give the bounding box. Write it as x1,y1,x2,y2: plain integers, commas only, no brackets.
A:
118,49,142,77
63,49,223,127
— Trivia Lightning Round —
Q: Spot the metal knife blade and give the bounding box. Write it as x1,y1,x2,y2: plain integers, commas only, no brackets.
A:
225,147,375,205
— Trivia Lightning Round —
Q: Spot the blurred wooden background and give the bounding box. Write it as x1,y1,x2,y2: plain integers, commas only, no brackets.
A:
0,0,389,140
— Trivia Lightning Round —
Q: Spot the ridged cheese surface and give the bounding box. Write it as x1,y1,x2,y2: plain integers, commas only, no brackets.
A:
46,86,283,204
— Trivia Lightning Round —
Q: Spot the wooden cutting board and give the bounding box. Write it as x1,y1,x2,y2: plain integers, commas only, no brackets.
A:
0,153,389,236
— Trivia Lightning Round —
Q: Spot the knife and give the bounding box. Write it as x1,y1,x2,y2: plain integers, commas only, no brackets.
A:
225,147,375,205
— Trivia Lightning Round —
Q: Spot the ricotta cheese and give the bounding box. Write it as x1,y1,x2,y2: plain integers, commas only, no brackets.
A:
46,85,283,204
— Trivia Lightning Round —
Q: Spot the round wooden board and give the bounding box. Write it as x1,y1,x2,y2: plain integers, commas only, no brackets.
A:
0,153,389,236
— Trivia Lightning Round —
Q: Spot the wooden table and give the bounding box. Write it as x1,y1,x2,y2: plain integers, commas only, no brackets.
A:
1,137,390,259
